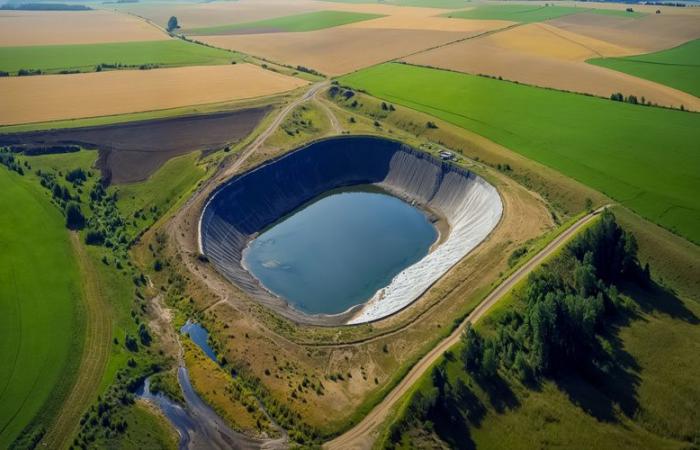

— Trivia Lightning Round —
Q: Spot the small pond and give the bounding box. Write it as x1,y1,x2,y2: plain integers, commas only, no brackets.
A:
180,321,217,362
242,190,437,315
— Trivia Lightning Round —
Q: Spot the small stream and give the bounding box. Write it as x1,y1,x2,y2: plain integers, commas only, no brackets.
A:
137,321,282,449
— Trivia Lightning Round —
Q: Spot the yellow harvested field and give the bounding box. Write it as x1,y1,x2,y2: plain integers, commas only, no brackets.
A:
199,28,475,76
404,23,700,111
486,23,638,60
548,13,700,52
0,10,168,46
344,15,512,32
0,64,307,125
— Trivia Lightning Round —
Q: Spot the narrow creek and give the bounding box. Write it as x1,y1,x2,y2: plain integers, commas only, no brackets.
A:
137,321,284,449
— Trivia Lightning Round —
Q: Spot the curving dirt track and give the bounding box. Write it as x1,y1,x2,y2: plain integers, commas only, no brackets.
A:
324,206,608,450
39,234,113,449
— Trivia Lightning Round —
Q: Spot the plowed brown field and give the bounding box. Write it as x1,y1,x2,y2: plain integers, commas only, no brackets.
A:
0,10,167,46
0,64,307,125
198,28,478,76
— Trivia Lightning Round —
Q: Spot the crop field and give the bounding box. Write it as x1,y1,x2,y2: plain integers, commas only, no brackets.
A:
0,64,305,125
340,63,700,243
404,23,700,110
589,39,700,97
442,4,640,23
198,27,480,76
322,0,472,8
0,10,167,46
0,107,270,183
0,169,81,448
185,10,383,35
549,13,700,53
0,39,241,75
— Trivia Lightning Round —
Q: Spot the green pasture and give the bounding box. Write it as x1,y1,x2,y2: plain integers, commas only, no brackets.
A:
589,39,700,97
443,4,642,22
185,10,383,35
0,39,241,75
0,168,82,448
340,63,700,244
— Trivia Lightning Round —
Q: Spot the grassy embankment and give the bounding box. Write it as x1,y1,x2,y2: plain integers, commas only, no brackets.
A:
1,146,213,448
339,63,700,244
379,212,700,449
185,10,383,35
0,39,242,75
589,39,700,98
443,4,644,22
0,168,82,449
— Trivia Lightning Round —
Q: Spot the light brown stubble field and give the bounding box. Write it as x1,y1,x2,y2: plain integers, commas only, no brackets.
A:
404,21,700,110
0,64,308,125
0,10,168,46
197,26,502,76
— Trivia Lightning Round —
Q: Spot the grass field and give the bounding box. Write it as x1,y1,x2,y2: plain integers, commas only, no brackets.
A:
185,10,383,35
589,39,700,97
340,62,700,244
0,168,82,448
0,39,241,75
444,4,642,22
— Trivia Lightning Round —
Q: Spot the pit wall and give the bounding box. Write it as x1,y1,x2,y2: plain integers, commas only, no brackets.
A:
199,136,502,325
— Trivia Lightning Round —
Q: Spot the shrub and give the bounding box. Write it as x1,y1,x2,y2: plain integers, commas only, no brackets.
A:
65,201,85,230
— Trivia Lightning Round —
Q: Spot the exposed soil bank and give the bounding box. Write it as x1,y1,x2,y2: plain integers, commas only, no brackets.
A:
199,136,502,325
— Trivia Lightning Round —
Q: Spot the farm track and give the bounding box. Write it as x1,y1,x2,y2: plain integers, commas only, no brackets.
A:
324,206,608,450
40,234,112,449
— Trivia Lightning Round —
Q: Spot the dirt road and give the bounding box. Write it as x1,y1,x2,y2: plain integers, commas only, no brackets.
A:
324,207,606,450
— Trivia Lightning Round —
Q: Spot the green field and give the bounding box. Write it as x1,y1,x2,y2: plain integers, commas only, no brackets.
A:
339,62,700,244
0,168,82,448
185,10,383,35
0,39,241,75
443,4,642,22
589,39,700,98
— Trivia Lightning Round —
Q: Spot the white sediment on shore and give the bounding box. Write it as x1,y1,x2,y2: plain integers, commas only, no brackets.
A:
199,136,502,325
349,167,502,323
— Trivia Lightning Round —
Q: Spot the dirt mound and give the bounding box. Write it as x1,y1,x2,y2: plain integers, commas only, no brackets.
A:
0,107,270,184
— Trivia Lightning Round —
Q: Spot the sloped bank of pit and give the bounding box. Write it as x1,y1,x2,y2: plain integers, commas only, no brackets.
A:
199,136,503,325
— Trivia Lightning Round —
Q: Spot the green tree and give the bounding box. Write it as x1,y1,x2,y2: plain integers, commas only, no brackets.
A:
65,201,85,230
167,16,179,32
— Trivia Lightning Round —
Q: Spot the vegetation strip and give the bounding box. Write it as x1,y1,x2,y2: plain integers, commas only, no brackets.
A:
444,4,643,23
339,62,700,244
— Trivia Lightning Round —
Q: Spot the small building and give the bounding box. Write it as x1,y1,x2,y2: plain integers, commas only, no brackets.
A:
439,151,455,161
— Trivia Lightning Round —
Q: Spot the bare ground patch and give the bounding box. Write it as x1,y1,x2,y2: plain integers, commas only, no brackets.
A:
0,107,270,184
